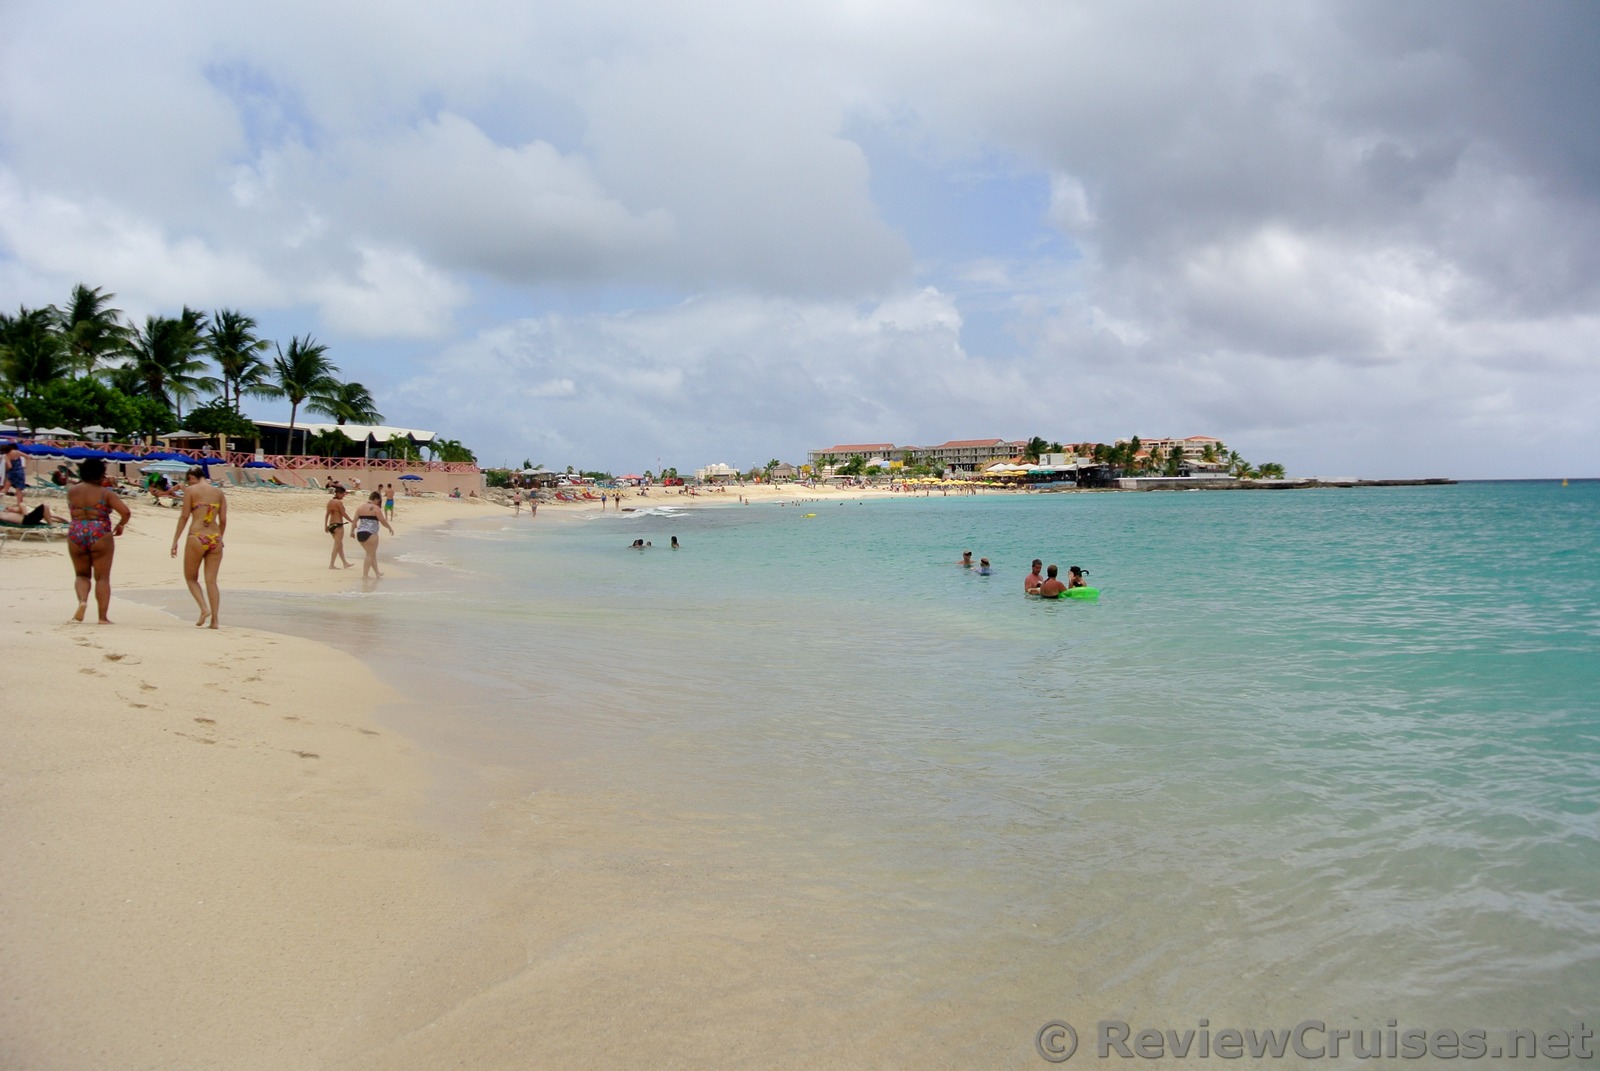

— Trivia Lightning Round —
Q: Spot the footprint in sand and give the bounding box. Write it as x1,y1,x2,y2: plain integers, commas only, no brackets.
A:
78,667,102,676
292,751,320,759
139,682,157,691
194,717,216,725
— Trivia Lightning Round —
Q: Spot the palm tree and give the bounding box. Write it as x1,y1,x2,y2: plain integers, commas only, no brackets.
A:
263,335,338,454
125,308,214,421
308,380,383,426
1256,461,1285,479
0,306,67,401
56,284,131,378
206,309,273,412
1022,435,1050,463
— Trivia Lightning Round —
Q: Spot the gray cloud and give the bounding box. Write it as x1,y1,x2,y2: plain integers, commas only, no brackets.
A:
1,0,1595,477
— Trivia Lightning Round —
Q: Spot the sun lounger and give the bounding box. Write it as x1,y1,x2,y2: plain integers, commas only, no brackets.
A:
0,520,67,542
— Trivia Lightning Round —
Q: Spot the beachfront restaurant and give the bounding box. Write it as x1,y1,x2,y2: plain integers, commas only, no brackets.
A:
251,421,437,459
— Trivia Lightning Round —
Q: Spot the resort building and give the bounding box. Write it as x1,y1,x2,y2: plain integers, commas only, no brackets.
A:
252,421,437,459
919,438,1028,473
806,443,905,466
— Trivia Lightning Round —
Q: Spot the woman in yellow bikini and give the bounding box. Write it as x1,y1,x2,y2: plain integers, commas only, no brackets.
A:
171,466,228,628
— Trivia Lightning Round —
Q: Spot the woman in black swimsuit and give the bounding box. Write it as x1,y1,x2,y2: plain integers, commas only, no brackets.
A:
352,491,395,579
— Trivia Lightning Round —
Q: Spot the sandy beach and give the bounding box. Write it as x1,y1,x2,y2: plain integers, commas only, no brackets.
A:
0,479,950,1069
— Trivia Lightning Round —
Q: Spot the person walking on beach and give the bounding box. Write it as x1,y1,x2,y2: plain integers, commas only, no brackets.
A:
1024,559,1044,594
3,442,27,510
512,490,522,516
65,457,130,623
383,483,396,524
171,466,227,628
324,488,354,569
353,490,395,579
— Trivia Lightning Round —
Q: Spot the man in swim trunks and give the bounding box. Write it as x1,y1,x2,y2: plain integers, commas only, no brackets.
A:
959,550,974,568
1038,564,1067,598
1024,559,1044,594
172,466,228,628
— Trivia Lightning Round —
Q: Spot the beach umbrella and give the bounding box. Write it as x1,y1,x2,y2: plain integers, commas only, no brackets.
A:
104,450,141,462
140,459,195,474
244,460,276,468
399,473,423,481
62,446,106,459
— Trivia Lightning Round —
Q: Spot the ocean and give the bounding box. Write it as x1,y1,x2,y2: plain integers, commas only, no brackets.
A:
232,481,1600,1064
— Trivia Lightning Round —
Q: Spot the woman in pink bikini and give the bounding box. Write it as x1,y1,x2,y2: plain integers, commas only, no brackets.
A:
65,458,131,623
171,466,228,628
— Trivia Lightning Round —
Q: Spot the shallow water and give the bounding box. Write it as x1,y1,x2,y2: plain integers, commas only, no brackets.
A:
231,482,1600,1064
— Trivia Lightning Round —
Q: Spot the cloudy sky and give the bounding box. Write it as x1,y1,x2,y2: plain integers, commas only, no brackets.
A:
3,0,1596,477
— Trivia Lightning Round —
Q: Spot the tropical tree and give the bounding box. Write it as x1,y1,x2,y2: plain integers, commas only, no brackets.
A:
56,284,131,378
263,335,338,453
1164,445,1184,476
124,308,214,420
1022,435,1050,463
306,427,356,458
0,306,67,402
182,398,261,440
308,379,383,425
430,437,476,463
1256,461,1285,479
205,309,273,412
818,453,838,474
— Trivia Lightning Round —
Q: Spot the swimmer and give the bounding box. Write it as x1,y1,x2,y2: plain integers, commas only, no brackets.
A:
959,550,974,568
1024,559,1044,594
1067,566,1089,589
977,557,991,576
671,536,680,549
1038,564,1066,598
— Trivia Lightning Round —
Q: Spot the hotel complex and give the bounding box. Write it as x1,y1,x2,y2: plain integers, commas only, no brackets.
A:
807,436,1227,475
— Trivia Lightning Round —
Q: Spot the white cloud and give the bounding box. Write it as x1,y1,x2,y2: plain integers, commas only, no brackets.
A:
2,0,1597,476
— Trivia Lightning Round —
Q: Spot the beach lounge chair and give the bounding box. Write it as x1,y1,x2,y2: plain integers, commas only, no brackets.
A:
0,519,67,542
305,477,322,490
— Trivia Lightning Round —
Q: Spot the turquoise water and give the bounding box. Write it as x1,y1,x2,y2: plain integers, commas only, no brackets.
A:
239,482,1600,1056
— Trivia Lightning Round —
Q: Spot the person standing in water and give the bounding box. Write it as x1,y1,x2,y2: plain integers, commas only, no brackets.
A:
171,466,227,628
65,457,131,623
1038,564,1066,598
353,490,395,579
1024,559,1044,594
324,488,354,569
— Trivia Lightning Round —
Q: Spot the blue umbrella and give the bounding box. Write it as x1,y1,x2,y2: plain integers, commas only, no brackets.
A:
62,446,106,459
398,473,423,481
244,460,277,468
